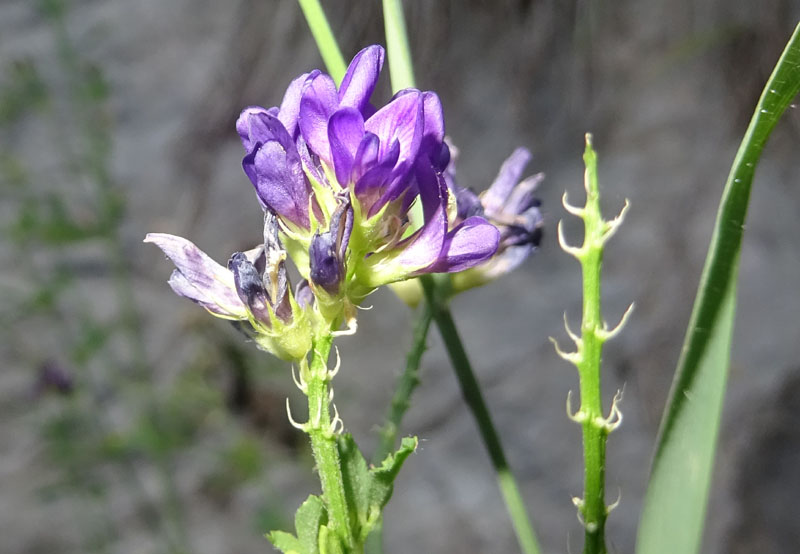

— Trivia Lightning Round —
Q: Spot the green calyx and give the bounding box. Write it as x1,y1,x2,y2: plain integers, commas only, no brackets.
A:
250,293,314,362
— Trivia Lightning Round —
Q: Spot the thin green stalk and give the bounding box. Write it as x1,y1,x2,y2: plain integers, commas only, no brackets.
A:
296,0,347,85
577,145,607,554
382,0,416,91
305,332,354,549
554,135,630,554
420,275,541,554
381,3,540,552
374,301,433,463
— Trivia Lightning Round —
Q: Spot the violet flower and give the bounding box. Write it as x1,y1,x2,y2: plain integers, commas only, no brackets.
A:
235,45,499,320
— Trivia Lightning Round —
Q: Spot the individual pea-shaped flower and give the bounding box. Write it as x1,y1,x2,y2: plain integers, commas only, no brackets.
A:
235,45,500,325
447,145,544,291
144,212,313,361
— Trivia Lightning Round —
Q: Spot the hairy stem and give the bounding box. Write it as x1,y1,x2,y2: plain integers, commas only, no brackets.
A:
556,136,630,554
305,332,354,548
577,138,609,554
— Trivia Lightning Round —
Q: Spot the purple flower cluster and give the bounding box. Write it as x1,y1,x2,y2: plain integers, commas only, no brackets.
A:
146,44,542,357
235,45,499,300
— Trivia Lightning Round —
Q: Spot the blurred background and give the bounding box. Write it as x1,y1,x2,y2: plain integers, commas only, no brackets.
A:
1,0,799,553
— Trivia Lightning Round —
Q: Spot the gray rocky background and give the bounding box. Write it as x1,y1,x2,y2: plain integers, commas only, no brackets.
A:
1,0,800,553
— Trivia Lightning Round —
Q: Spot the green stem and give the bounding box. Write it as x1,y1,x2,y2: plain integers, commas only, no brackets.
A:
420,275,541,554
565,136,618,554
306,332,354,549
374,301,433,463
577,245,607,554
296,0,347,85
382,0,416,91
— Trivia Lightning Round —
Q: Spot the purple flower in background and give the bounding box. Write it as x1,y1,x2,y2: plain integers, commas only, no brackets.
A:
446,145,544,288
32,360,74,397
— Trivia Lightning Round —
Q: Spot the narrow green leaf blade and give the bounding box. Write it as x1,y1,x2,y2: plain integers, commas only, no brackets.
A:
637,22,800,554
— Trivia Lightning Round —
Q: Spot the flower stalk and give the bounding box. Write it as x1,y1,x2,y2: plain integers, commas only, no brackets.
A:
553,134,631,554
296,0,347,85
295,330,355,549
420,275,541,554
381,0,416,92
374,301,433,463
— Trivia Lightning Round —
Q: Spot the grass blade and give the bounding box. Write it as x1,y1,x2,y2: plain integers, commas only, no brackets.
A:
637,22,800,554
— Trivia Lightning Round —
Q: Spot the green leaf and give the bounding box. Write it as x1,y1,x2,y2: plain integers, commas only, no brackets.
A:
337,433,372,536
369,436,417,512
336,433,417,543
296,495,327,554
267,495,328,554
267,530,303,554
637,22,800,554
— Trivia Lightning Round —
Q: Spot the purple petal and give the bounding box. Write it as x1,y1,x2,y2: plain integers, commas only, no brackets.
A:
328,108,365,185
295,279,315,308
423,216,500,273
236,106,272,152
364,89,423,172
254,140,311,229
338,45,385,114
352,131,380,181
299,72,338,164
354,138,400,216
309,231,343,294
239,110,298,189
393,172,448,270
480,244,536,281
482,147,532,214
296,136,326,185
503,173,544,215
278,72,311,139
144,233,247,318
421,91,449,170
501,206,543,248
453,185,484,220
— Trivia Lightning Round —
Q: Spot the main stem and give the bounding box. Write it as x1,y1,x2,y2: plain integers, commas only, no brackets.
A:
306,332,354,548
421,276,541,554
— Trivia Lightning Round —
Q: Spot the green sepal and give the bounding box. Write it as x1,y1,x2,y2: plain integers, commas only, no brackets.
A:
336,433,417,544
251,293,314,362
